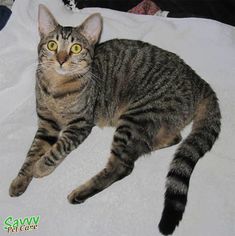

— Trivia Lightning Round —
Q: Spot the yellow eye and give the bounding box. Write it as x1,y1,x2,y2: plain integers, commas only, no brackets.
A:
47,40,58,51
70,44,82,54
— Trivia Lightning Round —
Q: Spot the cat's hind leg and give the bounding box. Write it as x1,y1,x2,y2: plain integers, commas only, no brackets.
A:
67,121,152,204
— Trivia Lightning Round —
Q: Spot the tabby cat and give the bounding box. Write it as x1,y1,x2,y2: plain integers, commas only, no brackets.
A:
9,4,221,235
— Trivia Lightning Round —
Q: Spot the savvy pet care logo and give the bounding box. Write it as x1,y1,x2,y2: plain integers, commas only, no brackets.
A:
2,215,40,233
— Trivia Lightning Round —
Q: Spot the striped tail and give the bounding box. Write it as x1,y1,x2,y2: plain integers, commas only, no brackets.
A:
158,92,221,235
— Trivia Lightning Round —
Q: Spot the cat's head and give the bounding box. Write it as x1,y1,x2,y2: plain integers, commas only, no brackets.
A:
37,4,102,77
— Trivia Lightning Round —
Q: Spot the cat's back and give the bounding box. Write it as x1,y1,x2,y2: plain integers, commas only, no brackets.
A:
93,39,202,103
93,39,196,84
95,39,155,53
94,39,167,64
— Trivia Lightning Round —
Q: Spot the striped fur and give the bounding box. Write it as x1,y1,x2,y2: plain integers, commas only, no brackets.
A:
159,93,221,235
9,5,221,235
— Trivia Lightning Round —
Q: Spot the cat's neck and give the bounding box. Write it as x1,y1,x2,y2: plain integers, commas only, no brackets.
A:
37,70,91,98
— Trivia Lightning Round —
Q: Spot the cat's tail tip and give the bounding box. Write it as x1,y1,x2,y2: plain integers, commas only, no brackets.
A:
158,201,183,235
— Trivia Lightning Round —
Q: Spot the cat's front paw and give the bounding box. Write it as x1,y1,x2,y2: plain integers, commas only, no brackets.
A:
67,188,87,204
9,175,32,197
33,156,56,178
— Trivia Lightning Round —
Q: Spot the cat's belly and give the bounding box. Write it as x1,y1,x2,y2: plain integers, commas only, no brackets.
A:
96,116,116,128
95,103,128,128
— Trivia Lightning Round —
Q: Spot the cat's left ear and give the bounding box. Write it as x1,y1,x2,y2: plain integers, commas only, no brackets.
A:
79,13,103,45
38,4,58,37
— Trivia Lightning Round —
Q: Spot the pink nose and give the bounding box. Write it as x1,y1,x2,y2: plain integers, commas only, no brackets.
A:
57,51,68,66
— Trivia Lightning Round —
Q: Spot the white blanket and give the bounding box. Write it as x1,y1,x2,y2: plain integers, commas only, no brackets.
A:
0,0,235,235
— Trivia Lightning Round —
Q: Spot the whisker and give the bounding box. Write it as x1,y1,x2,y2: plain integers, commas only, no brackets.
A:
88,71,102,87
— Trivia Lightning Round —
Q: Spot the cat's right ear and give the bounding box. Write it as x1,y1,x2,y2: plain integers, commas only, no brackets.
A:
79,13,103,45
38,4,58,38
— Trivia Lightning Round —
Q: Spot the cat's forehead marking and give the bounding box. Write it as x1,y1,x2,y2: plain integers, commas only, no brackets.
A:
60,27,73,40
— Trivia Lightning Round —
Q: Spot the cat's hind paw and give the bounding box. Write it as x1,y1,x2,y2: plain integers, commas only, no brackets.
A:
9,175,32,197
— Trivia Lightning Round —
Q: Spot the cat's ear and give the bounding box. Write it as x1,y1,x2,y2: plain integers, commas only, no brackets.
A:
79,13,102,45
38,4,58,37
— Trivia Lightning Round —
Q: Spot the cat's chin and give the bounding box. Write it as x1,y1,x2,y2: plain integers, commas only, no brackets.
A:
55,68,69,75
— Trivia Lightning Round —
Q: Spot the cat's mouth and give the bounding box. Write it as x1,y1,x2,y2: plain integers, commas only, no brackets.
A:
54,66,90,78
55,67,68,75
